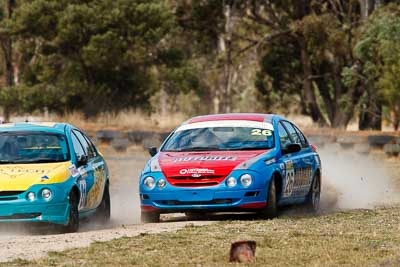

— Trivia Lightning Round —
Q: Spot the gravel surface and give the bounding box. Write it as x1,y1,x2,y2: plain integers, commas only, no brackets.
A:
0,150,214,262
1,147,399,263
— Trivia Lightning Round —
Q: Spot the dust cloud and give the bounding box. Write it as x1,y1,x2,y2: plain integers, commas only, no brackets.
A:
318,144,400,211
106,152,148,226
0,151,147,235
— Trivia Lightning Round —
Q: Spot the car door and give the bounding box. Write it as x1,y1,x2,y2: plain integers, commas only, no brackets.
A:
281,121,314,198
74,130,107,210
277,122,299,200
70,131,94,211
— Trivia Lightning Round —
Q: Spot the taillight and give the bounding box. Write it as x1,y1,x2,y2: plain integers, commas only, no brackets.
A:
310,144,317,152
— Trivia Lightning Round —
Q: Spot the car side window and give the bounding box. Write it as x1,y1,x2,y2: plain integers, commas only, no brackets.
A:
73,130,94,159
278,122,291,148
82,134,98,157
293,124,308,147
282,121,302,145
71,132,86,159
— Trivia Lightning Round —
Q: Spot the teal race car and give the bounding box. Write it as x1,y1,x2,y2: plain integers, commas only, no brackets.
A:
0,122,110,232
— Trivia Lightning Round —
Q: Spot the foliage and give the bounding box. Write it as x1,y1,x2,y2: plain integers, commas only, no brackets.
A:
5,0,188,117
1,1,400,128
355,3,400,129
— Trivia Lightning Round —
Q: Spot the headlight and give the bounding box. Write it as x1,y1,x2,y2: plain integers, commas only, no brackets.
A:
157,178,167,189
226,177,237,188
150,158,161,172
41,188,52,201
143,176,156,190
27,192,35,201
240,174,252,187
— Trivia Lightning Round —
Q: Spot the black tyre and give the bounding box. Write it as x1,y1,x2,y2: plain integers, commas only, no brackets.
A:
259,176,278,219
96,183,111,223
141,211,160,223
61,190,79,233
306,175,321,212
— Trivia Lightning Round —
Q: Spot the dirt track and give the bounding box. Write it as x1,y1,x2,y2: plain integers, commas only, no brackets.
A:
0,150,214,262
0,147,400,262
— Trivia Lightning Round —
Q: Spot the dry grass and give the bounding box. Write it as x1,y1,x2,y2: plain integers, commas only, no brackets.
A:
5,207,400,267
9,111,400,135
10,111,188,132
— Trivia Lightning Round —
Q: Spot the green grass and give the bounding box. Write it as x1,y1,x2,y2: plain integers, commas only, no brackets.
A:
5,207,400,267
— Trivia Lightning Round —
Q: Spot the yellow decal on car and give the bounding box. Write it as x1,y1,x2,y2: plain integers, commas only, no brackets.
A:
85,166,106,208
0,161,72,191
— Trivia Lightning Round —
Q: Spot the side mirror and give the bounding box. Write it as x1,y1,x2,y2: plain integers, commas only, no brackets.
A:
148,146,158,157
77,155,88,166
282,143,302,155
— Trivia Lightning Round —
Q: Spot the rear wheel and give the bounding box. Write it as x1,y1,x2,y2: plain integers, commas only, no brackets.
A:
61,190,79,233
96,183,111,223
259,176,278,219
306,175,321,212
141,211,160,223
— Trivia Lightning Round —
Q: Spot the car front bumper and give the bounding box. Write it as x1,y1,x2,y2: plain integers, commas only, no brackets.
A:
140,169,270,213
140,189,267,213
0,184,70,225
0,202,69,224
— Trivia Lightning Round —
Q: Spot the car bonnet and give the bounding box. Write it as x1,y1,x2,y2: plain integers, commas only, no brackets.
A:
158,150,268,180
0,161,72,191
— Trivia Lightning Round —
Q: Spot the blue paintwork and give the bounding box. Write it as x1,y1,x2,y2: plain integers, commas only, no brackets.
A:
139,114,322,213
0,123,109,225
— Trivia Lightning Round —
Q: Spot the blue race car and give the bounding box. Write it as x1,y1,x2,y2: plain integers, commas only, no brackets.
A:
0,122,110,232
139,113,321,222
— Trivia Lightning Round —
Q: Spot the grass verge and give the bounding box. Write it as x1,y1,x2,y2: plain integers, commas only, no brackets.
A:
5,207,400,267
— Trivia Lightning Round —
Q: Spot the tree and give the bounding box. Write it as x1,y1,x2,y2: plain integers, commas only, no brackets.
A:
246,1,371,128
354,3,400,130
0,0,16,121
10,0,176,117
175,0,262,114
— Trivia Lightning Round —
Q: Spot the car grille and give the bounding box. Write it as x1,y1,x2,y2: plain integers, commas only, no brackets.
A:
167,175,225,187
0,213,41,219
155,199,234,206
0,191,24,196
0,197,18,201
0,191,24,200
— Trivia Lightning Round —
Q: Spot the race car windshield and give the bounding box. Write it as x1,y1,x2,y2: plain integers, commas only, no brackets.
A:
162,125,275,152
0,132,70,164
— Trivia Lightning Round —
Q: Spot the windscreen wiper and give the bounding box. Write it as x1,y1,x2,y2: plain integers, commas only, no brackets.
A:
178,146,221,152
224,147,270,151
17,158,64,163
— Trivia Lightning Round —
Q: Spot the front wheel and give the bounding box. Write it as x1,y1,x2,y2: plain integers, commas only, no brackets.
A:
306,175,321,212
259,176,278,219
61,191,79,233
141,211,160,223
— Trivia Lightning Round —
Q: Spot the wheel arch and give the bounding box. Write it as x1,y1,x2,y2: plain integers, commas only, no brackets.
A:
271,171,283,201
70,185,80,203
313,168,322,182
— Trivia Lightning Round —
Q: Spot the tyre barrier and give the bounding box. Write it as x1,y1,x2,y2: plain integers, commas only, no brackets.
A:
368,135,395,148
96,130,125,143
383,144,400,157
307,135,336,148
94,129,399,156
96,130,170,152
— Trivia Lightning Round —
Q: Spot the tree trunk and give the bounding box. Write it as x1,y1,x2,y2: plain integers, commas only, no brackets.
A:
1,0,16,122
359,90,382,130
359,0,377,20
220,2,234,113
392,105,400,131
298,38,326,125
